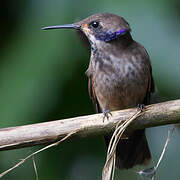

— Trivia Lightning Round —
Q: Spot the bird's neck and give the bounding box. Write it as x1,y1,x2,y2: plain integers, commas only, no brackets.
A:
115,33,133,47
91,33,133,56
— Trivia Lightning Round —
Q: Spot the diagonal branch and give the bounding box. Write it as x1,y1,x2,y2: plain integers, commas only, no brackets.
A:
0,99,180,151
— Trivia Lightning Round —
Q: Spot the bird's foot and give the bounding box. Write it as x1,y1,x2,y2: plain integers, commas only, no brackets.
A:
137,104,146,112
103,109,112,122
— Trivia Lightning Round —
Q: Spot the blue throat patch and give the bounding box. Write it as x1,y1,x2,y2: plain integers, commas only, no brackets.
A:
95,28,127,42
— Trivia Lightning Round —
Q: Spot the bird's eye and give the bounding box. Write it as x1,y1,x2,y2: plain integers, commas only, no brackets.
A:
91,21,99,28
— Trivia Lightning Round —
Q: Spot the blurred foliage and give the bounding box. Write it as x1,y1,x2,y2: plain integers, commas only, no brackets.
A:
0,0,180,179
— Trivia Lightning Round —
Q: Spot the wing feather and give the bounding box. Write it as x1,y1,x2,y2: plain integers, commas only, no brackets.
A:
88,76,101,113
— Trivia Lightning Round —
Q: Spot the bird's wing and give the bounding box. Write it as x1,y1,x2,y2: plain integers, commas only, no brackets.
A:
134,42,155,105
88,76,101,113
143,55,155,105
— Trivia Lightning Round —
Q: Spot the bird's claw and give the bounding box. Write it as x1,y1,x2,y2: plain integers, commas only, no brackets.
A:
103,109,112,122
137,104,146,112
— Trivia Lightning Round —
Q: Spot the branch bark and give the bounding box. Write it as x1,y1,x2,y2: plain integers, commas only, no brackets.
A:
0,99,180,151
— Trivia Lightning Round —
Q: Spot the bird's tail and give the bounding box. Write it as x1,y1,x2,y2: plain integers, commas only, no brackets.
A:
104,129,151,169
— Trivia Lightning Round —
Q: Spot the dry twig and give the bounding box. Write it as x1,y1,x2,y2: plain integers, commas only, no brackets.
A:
102,109,143,180
32,155,39,180
0,129,79,178
138,127,174,180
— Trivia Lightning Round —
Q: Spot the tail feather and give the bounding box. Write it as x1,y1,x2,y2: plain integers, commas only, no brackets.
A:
104,129,151,169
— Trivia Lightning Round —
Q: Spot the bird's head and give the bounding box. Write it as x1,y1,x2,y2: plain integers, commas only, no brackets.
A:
42,13,131,48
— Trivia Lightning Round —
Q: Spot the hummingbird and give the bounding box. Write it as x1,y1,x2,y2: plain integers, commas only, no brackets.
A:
42,13,155,169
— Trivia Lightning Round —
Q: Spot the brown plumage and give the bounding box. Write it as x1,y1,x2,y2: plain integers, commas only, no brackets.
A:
42,13,155,169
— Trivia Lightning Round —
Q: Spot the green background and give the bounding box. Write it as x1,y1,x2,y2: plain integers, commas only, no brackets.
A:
0,0,180,179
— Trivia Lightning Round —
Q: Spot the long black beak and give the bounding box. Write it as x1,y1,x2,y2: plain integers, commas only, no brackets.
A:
42,24,80,30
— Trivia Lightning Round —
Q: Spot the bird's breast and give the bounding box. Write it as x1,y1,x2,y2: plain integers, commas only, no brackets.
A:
91,54,149,110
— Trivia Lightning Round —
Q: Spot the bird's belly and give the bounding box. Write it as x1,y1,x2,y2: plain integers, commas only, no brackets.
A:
94,71,148,111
